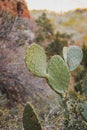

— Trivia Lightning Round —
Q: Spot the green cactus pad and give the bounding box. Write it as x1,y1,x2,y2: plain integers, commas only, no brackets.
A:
67,46,83,71
25,43,47,77
47,55,70,93
23,103,42,130
63,47,68,63
81,101,87,121
83,74,87,97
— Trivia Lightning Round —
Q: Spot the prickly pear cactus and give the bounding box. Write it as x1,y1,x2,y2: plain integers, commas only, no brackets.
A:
25,43,87,130
63,47,68,63
81,101,87,121
63,46,83,71
83,74,87,97
25,44,70,94
23,103,42,130
25,43,47,77
47,55,70,93
67,46,83,71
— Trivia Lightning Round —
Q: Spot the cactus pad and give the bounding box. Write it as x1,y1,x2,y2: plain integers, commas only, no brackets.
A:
81,101,87,121
23,103,42,130
67,46,83,71
47,55,70,93
63,47,68,63
25,43,47,77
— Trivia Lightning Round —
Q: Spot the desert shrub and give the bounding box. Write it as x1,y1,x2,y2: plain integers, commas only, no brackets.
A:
35,13,54,44
46,32,69,58
82,44,87,68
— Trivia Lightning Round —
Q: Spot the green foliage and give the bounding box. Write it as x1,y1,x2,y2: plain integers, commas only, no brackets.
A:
83,74,87,97
36,13,54,35
23,103,42,130
74,65,85,93
62,95,87,130
35,13,54,43
47,55,70,94
35,13,71,59
46,32,68,58
35,31,46,43
82,44,87,68
25,43,47,77
66,45,83,71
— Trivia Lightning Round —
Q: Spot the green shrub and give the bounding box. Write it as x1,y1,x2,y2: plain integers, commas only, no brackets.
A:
82,44,87,68
46,32,69,58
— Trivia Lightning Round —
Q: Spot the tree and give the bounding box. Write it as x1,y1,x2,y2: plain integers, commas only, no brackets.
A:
35,13,71,58
46,32,69,58
35,13,54,44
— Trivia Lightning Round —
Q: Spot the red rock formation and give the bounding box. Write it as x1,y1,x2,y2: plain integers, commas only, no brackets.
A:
0,0,30,18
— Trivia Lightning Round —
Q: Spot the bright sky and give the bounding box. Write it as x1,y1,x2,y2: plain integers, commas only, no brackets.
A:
25,0,87,12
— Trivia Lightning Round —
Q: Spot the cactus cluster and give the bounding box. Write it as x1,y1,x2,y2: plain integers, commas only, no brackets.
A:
25,43,70,94
23,43,87,130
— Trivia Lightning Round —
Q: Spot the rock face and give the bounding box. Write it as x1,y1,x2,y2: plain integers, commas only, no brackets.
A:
0,0,30,18
0,0,56,107
0,0,32,104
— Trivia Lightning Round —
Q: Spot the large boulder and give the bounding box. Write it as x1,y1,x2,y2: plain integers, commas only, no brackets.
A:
0,0,56,108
